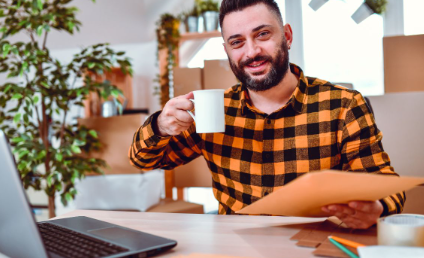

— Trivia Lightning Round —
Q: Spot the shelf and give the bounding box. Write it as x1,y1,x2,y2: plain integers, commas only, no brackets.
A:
180,30,222,43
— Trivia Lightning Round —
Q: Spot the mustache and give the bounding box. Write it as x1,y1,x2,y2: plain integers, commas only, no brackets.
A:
240,55,273,68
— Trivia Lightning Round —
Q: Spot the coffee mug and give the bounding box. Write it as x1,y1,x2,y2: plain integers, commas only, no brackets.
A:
187,89,225,133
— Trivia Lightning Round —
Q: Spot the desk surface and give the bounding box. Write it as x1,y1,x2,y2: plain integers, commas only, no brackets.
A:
56,210,328,258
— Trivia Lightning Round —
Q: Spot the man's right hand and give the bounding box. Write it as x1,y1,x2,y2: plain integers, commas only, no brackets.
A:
155,92,195,137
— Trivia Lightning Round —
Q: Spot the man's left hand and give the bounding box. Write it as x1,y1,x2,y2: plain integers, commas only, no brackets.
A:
321,200,383,229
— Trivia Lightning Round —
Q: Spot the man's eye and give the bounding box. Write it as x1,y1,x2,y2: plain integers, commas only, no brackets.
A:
231,40,241,46
258,31,270,37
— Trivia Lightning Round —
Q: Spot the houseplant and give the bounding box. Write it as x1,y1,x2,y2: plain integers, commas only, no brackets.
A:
352,0,388,24
0,0,132,218
155,13,180,107
182,6,200,33
198,0,220,31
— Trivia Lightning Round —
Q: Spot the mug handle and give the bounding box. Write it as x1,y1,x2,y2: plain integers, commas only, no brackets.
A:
187,99,195,121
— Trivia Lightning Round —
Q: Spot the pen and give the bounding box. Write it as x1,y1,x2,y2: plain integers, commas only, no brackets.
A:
328,236,365,249
328,237,359,258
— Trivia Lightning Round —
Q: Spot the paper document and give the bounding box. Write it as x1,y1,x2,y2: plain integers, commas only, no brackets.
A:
358,246,424,258
236,170,424,217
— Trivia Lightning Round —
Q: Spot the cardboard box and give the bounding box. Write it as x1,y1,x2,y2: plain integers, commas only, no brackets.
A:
204,59,238,90
173,67,203,97
384,34,424,93
78,114,146,175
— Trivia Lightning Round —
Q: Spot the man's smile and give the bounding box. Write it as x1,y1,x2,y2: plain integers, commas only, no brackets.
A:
245,60,269,74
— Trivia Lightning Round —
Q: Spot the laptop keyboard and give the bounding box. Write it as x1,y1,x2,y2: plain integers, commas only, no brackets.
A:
38,222,129,258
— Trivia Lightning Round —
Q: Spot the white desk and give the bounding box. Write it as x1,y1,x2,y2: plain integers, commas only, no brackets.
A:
56,210,328,258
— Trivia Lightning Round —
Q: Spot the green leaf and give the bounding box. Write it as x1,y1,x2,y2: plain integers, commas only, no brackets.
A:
11,137,24,143
55,153,63,162
46,174,53,187
88,130,98,138
65,192,72,202
71,170,79,184
36,150,46,160
4,85,12,93
11,46,19,55
0,27,7,33
111,89,120,99
74,139,85,146
33,95,39,104
67,21,74,31
36,25,43,36
18,150,29,159
13,113,21,123
18,162,27,171
88,62,95,69
41,82,50,88
37,0,43,10
23,114,29,123
12,93,23,100
2,43,10,57
71,145,81,154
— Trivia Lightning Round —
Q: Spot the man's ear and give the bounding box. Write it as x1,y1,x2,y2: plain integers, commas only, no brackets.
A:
284,23,293,47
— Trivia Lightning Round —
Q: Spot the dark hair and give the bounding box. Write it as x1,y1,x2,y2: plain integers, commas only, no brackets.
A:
219,0,284,29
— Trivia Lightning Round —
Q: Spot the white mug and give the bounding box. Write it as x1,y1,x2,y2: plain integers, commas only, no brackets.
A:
187,89,225,133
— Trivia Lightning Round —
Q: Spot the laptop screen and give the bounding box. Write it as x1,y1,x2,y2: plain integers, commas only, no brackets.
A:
0,130,49,258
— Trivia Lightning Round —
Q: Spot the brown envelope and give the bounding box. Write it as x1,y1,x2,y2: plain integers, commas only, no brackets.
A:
236,170,424,217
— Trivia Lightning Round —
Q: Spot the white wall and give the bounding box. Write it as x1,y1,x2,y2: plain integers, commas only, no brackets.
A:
368,92,424,177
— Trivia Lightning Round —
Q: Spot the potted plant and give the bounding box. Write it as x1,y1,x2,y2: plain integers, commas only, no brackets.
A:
155,13,180,107
198,0,220,32
182,6,200,33
352,0,388,24
0,0,132,218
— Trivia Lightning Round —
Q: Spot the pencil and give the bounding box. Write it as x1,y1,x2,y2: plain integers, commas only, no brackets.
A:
328,237,359,258
329,236,365,248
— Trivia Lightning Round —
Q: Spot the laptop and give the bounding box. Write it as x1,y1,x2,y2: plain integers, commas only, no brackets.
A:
0,130,177,258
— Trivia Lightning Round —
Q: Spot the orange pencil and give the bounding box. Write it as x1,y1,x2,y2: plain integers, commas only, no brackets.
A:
328,236,366,249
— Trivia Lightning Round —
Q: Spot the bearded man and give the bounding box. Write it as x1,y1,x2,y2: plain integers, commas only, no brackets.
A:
129,0,404,229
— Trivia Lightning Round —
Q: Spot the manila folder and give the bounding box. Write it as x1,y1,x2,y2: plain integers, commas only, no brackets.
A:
236,170,424,217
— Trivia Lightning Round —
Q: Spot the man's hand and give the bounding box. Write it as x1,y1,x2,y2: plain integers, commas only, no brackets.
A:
321,200,383,229
155,92,195,137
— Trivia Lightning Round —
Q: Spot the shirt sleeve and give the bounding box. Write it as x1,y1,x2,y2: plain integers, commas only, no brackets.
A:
128,111,203,171
340,91,405,216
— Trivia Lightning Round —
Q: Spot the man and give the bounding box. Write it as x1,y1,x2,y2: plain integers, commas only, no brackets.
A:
129,0,404,229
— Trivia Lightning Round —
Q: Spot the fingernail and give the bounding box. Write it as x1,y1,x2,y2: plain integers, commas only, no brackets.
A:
322,207,329,213
350,202,358,208
328,205,337,211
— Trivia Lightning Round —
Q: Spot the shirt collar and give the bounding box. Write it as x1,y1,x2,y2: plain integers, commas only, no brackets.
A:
239,63,308,116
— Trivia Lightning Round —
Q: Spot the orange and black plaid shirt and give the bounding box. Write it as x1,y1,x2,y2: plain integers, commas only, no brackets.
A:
129,64,405,216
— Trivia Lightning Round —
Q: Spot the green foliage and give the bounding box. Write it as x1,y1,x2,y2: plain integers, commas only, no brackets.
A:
365,0,388,14
155,13,180,107
197,0,219,13
0,0,132,209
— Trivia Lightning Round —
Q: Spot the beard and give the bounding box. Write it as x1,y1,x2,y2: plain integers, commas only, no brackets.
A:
228,38,290,92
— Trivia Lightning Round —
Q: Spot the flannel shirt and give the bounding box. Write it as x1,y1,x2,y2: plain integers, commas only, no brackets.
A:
129,63,405,216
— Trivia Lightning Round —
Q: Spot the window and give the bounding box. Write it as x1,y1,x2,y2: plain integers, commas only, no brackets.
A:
404,0,424,36
301,0,384,96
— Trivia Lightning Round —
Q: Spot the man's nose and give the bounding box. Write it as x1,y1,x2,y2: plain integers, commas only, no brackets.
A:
245,40,261,59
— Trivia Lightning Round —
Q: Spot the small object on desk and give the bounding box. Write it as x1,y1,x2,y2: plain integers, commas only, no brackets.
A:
378,214,424,247
329,236,365,249
328,237,359,258
357,246,424,258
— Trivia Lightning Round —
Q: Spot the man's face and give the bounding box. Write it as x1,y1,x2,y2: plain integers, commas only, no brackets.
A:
222,4,291,92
